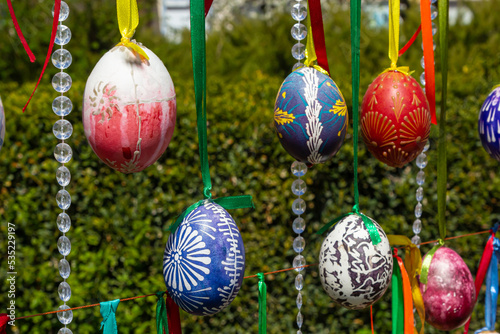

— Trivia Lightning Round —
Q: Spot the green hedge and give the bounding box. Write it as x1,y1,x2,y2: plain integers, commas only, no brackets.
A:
1,1,500,333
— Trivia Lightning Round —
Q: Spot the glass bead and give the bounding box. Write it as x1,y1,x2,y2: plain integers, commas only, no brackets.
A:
431,0,437,3
292,179,307,196
53,119,73,140
416,153,428,169
56,190,71,210
423,141,430,152
291,23,307,41
54,143,72,163
57,212,71,233
432,22,437,35
292,217,306,234
297,311,303,328
291,43,305,60
295,273,304,290
52,72,72,93
292,62,304,71
415,202,423,218
58,282,71,302
291,161,307,177
297,331,302,334
416,187,424,202
53,1,70,21
55,25,72,45
420,56,425,69
293,236,305,253
57,305,73,325
430,5,438,20
291,3,307,21
52,49,72,69
413,219,422,234
411,235,421,246
420,72,426,86
293,254,306,272
52,96,73,116
57,166,71,187
416,170,426,185
58,328,73,334
58,236,71,256
59,259,71,279
296,292,303,309
292,198,306,215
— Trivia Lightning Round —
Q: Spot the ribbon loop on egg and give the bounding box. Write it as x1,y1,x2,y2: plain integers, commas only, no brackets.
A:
115,0,149,60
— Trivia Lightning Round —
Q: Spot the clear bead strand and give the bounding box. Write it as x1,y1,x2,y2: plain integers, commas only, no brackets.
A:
291,161,307,334
291,0,307,71
52,2,74,333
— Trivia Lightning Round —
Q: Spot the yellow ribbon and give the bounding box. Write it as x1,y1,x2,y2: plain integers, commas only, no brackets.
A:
388,235,425,334
302,6,329,77
388,0,400,69
380,65,414,76
115,0,149,60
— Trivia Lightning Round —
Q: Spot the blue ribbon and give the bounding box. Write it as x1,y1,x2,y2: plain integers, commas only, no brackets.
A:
100,299,120,334
475,237,500,334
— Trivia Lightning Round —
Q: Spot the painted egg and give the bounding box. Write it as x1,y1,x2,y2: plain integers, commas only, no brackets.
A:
0,97,4,152
163,201,245,315
274,67,348,165
360,70,431,167
83,42,176,173
420,246,475,331
319,214,393,309
478,86,500,161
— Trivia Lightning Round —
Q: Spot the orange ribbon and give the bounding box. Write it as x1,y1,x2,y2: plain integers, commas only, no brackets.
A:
394,248,415,334
420,0,437,124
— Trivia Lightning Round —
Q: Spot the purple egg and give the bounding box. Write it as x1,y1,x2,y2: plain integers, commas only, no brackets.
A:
478,86,500,161
163,201,245,315
274,67,348,165
420,246,476,331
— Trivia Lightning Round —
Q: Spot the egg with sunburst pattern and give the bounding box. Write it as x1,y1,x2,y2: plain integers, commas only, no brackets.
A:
360,70,431,167
478,86,500,162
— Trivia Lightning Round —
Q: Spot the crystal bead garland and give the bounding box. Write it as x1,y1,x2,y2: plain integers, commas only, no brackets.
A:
291,161,307,334
291,0,307,71
52,2,74,333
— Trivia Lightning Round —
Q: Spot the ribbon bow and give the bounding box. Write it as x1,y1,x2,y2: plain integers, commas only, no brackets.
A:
100,299,120,334
116,0,149,60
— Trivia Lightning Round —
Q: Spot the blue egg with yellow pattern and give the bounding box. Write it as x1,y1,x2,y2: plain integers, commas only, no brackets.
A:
274,67,348,165
478,86,500,162
163,201,245,316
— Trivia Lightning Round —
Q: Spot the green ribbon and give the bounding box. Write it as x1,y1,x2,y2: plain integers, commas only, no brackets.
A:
316,205,382,245
391,255,404,334
156,292,169,334
167,195,254,232
257,273,267,334
437,0,449,242
100,299,120,334
419,239,444,284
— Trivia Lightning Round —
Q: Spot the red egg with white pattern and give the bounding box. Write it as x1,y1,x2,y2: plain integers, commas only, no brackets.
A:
360,70,431,167
83,42,176,173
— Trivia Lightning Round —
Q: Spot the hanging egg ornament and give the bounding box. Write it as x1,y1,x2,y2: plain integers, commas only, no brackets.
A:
0,97,4,152
163,201,245,316
360,70,431,167
420,246,475,331
274,67,348,165
478,86,500,161
82,42,176,173
319,214,393,309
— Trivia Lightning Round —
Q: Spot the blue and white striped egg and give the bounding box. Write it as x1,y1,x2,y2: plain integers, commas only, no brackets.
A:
163,201,245,316
0,97,5,152
274,67,348,165
478,86,500,161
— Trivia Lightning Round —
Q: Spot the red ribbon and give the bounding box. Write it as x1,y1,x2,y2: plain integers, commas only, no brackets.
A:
307,0,330,75
166,294,182,334
6,0,36,62
464,232,495,334
22,0,60,113
420,0,437,125
399,24,421,57
0,313,8,334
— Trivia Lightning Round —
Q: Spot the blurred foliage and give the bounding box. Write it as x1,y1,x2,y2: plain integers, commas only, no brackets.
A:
1,0,500,333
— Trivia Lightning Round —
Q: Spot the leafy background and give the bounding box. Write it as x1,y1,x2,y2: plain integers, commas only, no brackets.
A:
0,0,500,333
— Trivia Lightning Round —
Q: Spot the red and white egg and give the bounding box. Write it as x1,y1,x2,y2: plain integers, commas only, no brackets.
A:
360,70,431,167
83,42,176,173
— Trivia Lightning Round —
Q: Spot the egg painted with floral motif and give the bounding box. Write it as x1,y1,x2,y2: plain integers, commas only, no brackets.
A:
319,214,392,309
0,97,5,153
360,70,431,167
163,201,245,316
83,42,176,173
478,86,500,161
274,67,348,165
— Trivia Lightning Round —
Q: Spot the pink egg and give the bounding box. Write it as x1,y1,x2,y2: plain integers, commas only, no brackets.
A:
420,246,475,331
83,42,176,173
